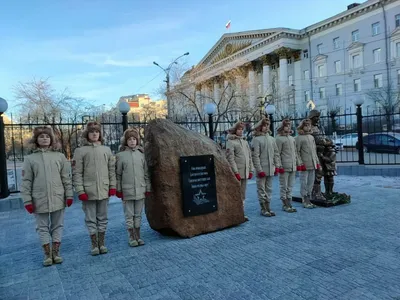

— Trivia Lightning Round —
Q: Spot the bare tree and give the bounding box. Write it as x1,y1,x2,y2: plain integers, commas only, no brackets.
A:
13,78,95,158
167,64,262,137
367,83,400,131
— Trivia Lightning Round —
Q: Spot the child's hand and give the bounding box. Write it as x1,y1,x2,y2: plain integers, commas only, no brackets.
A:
279,168,285,174
234,173,241,181
116,191,123,199
258,172,266,178
78,194,89,201
248,173,253,179
274,168,279,176
145,192,151,198
66,198,73,207
24,204,34,214
108,189,116,197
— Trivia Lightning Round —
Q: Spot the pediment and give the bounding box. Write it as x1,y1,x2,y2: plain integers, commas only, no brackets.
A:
197,29,283,68
391,27,400,39
347,41,365,51
313,54,328,63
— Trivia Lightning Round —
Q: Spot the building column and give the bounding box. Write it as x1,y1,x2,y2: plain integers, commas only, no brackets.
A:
279,57,288,92
213,77,220,102
247,62,257,108
261,55,272,96
262,64,270,96
293,51,302,115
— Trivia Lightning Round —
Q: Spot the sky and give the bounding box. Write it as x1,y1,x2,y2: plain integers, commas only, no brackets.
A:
0,0,355,114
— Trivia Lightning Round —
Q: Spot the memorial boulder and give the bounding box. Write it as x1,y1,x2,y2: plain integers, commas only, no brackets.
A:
144,119,245,238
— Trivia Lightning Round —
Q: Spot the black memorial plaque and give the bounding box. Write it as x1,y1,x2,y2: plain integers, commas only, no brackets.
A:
180,155,218,217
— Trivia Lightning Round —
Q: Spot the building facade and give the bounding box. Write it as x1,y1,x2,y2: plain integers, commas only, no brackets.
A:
118,94,167,120
172,0,400,119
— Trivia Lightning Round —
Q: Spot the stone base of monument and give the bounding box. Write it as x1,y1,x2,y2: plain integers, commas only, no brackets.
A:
292,193,351,207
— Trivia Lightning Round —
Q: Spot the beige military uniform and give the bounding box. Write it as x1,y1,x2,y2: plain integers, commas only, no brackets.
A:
276,134,299,203
72,139,116,235
21,149,73,245
226,133,254,202
252,130,281,210
116,146,151,229
295,125,319,198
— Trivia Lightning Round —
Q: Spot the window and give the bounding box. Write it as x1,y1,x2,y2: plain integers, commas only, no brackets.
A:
271,64,276,70
288,75,293,86
352,30,359,42
303,50,309,59
354,79,361,92
319,87,326,99
397,42,400,57
335,83,343,96
334,60,341,73
304,90,310,101
317,44,323,54
396,14,400,28
333,37,340,49
318,64,325,77
287,58,292,64
352,54,361,68
374,74,383,88
373,48,381,63
398,70,400,85
372,22,380,36
304,70,309,80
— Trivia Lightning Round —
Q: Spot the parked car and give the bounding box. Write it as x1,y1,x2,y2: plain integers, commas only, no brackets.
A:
333,133,368,149
356,132,400,154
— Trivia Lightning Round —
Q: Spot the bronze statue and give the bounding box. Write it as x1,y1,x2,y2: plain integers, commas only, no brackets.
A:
308,110,337,200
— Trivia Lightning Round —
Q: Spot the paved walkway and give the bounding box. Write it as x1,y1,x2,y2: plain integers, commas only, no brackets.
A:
1,175,400,300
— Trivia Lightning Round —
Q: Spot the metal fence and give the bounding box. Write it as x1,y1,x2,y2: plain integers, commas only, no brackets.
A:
3,108,400,195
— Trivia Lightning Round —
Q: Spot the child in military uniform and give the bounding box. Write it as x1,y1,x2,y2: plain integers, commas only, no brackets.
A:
21,126,73,266
251,117,282,217
226,121,254,220
295,119,320,209
72,122,116,255
116,128,151,247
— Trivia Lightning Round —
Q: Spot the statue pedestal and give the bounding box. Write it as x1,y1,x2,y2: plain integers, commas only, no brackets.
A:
292,192,351,207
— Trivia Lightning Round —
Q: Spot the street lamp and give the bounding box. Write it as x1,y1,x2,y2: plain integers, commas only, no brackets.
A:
204,103,217,140
119,101,130,132
353,97,365,165
0,97,10,199
153,52,190,118
265,104,276,136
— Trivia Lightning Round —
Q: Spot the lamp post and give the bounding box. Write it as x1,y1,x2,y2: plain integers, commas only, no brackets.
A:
0,97,9,199
265,104,276,137
204,103,217,140
119,101,130,132
153,52,189,119
353,97,365,165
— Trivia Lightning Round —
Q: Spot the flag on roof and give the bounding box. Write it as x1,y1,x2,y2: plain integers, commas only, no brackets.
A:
225,20,231,29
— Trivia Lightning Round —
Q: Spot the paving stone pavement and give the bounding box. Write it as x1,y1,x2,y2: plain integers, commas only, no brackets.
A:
1,175,400,300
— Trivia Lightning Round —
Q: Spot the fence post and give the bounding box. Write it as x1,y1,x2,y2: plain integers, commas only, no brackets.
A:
0,97,10,199
354,98,365,165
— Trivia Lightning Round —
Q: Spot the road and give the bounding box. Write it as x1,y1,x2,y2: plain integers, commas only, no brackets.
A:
336,149,400,164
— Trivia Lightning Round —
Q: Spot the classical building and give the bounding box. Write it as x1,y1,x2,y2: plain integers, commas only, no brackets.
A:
118,94,167,120
172,0,400,119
